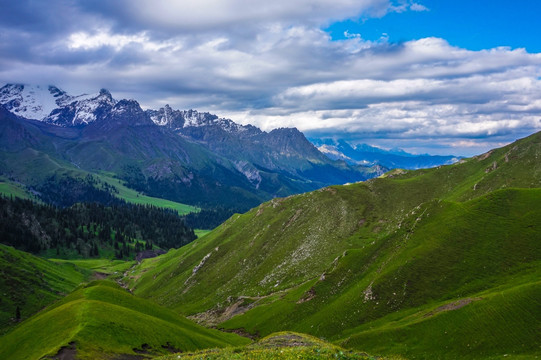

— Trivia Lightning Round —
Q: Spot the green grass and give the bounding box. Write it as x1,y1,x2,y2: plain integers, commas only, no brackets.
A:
195,229,212,238
0,147,199,215
0,180,34,200
124,132,541,359
0,244,89,334
0,148,67,183
157,332,391,360
97,173,199,215
339,279,541,359
0,281,250,360
51,258,136,277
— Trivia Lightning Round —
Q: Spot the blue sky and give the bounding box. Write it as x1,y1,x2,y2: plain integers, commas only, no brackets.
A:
327,1,541,53
0,0,540,156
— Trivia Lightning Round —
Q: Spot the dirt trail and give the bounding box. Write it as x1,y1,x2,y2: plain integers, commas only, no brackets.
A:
90,272,108,280
53,342,76,360
424,297,482,317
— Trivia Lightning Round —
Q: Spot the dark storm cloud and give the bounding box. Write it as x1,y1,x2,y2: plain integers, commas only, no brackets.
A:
0,0,79,33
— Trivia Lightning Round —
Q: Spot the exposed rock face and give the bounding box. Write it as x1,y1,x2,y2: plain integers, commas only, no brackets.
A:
135,249,167,262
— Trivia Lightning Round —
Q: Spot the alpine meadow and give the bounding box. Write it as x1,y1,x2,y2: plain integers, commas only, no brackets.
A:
1,1,540,359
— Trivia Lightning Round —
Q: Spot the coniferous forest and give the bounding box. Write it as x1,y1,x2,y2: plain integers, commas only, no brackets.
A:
0,196,196,259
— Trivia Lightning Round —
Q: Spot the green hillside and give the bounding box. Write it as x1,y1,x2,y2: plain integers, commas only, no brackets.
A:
97,173,199,214
0,281,250,360
125,132,541,359
339,279,540,359
0,180,35,200
0,244,89,334
0,150,198,214
157,332,392,360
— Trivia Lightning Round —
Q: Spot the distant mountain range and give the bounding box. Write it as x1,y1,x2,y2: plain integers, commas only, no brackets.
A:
0,84,384,214
311,138,461,169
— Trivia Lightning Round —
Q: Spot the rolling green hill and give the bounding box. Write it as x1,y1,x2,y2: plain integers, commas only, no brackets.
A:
157,332,392,360
0,244,89,334
0,281,250,360
125,132,541,359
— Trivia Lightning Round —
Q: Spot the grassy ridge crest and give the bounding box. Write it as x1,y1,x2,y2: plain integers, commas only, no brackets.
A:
0,280,250,360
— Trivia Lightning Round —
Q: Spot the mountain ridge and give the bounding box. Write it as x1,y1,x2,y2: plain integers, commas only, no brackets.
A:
312,138,460,169
0,83,384,214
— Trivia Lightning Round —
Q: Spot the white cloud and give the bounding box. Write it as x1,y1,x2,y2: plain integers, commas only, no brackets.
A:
119,0,392,30
410,3,429,12
1,0,540,155
67,30,167,51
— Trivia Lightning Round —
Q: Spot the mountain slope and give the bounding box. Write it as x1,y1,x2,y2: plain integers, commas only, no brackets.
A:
338,275,540,359
0,281,249,360
0,244,89,334
125,131,541,359
1,84,383,213
0,196,196,260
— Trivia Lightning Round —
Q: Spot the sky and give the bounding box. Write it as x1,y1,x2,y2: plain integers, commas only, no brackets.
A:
1,0,540,156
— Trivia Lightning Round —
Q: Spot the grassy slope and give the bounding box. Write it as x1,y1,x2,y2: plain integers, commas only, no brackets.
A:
97,173,199,214
0,281,250,360
0,244,89,334
220,188,540,358
157,332,395,360
0,147,198,214
126,132,541,358
0,180,35,200
52,258,136,277
339,279,540,359
195,229,212,238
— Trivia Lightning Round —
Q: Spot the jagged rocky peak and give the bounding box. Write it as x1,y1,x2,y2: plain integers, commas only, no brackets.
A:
47,88,116,126
111,99,144,115
148,105,260,135
147,104,186,129
110,99,152,126
264,127,324,156
268,127,310,143
48,85,68,99
269,127,303,136
99,88,112,97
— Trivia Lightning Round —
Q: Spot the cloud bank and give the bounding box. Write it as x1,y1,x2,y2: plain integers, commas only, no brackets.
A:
1,0,540,155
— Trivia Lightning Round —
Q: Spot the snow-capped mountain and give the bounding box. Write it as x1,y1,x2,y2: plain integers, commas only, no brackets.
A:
312,138,461,170
0,84,66,121
48,88,116,126
0,84,261,135
147,105,260,135
0,83,386,214
0,84,116,126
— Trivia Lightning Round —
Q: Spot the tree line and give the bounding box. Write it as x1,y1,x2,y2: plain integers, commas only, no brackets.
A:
0,196,196,259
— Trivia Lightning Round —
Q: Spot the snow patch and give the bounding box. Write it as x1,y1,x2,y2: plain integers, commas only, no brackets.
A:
0,84,58,120
1,83,117,125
